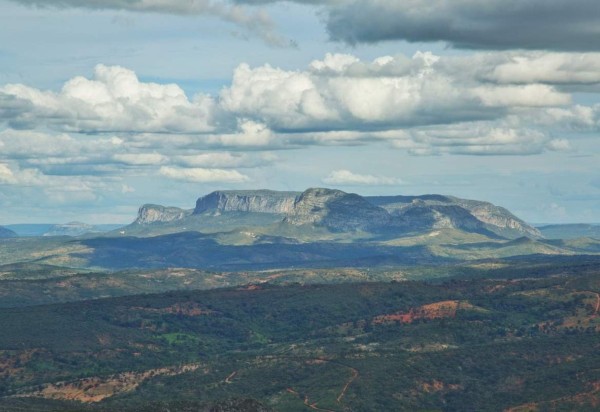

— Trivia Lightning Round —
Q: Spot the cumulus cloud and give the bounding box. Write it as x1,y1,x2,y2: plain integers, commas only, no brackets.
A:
220,52,571,132
532,105,600,131
207,120,277,147
0,162,101,204
0,65,216,134
2,51,599,162
483,53,600,85
0,129,124,160
174,151,276,168
159,166,250,183
324,0,600,51
113,153,167,166
400,123,572,156
8,0,290,47
323,170,402,186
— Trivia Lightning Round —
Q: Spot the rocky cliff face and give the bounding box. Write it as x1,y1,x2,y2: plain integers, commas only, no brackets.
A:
194,190,299,215
284,188,391,231
0,226,17,238
135,205,192,224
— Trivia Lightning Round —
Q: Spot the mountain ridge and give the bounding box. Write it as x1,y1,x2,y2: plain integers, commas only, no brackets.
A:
127,188,540,240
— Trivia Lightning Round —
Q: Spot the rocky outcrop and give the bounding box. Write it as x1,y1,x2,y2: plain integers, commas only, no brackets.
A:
194,190,299,215
0,226,17,238
135,205,192,225
284,188,391,231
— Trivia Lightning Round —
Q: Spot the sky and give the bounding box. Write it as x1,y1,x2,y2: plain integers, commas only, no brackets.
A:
0,0,599,224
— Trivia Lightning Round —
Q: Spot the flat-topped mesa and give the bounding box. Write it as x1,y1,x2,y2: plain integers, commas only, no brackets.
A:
135,204,192,225
129,188,540,239
285,188,392,231
194,190,300,215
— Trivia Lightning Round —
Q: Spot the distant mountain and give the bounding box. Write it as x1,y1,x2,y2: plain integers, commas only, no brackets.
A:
537,224,600,240
125,188,540,240
0,226,17,238
43,222,124,237
43,222,96,237
5,223,123,237
4,224,54,237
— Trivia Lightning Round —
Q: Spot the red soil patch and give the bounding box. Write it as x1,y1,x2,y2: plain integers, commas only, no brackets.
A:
373,300,463,325
17,363,202,403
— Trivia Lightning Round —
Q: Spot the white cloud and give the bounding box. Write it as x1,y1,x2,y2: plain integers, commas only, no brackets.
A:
1,65,216,134
207,120,277,147
220,52,572,132
121,184,136,194
159,166,250,183
0,52,598,161
174,151,275,168
546,138,572,152
113,153,167,166
402,123,571,156
487,53,600,85
323,169,402,186
220,64,338,130
0,163,16,184
472,85,570,108
0,162,102,204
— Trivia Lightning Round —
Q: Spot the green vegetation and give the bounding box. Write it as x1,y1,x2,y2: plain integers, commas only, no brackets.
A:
1,259,600,411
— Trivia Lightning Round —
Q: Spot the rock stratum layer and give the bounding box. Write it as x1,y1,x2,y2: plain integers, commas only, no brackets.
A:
194,190,299,215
